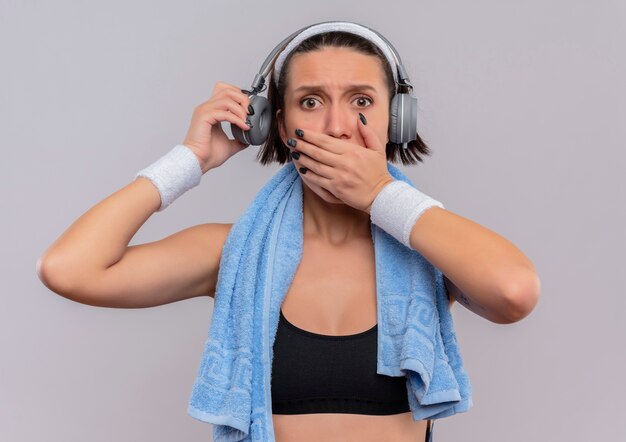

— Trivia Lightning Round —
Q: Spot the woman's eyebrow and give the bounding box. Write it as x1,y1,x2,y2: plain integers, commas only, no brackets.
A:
292,84,378,94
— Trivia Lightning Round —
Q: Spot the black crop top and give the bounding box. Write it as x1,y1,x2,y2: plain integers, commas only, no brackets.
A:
271,308,411,415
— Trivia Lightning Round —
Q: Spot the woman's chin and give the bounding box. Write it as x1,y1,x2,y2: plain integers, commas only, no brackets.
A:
321,193,344,205
302,180,344,205
311,188,342,204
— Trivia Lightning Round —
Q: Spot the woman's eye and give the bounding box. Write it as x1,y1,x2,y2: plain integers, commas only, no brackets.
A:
300,97,320,109
299,96,374,110
353,96,373,107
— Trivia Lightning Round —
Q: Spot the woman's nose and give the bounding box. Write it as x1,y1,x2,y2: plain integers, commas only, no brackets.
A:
323,103,353,139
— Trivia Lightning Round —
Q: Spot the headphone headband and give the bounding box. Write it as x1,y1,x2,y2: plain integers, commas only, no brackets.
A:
246,20,413,95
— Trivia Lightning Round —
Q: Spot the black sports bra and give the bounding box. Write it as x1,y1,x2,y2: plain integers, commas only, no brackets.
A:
271,308,411,415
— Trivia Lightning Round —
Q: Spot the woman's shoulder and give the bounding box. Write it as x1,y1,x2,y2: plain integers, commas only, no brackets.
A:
186,222,234,299
199,222,234,251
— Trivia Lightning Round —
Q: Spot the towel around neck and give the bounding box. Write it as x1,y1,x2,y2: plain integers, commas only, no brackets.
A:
187,162,473,441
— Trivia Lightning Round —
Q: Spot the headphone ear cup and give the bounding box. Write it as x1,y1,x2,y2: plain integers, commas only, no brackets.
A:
388,93,418,145
231,95,273,146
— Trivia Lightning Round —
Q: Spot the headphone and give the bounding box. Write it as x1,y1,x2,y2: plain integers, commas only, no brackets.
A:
231,20,418,148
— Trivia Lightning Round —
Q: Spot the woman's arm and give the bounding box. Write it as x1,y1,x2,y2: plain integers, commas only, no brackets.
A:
36,176,227,307
411,207,540,324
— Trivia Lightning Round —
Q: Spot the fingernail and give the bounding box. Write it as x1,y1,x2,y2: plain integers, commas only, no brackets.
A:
359,112,367,125
248,104,255,116
295,128,304,137
291,151,300,160
287,138,297,148
241,89,251,95
299,167,307,174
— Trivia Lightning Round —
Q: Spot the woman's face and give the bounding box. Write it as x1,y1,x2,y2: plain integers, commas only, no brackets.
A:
277,46,391,205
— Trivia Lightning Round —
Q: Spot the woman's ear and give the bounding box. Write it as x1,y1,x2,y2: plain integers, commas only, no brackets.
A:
276,109,286,144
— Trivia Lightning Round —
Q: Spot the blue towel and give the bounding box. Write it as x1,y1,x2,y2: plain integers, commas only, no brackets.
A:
187,162,473,441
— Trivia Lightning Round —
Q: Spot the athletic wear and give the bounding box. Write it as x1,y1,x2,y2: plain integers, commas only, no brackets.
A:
271,309,411,415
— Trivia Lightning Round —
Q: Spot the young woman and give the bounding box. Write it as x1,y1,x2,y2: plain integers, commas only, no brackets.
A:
37,24,540,442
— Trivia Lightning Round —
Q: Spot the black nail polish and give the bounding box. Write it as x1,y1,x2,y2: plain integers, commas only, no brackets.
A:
248,104,255,116
241,89,251,95
299,167,307,174
291,151,300,160
287,138,297,148
359,112,367,125
295,128,304,137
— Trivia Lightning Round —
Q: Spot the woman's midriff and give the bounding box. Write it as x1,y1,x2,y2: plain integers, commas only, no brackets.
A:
272,412,428,442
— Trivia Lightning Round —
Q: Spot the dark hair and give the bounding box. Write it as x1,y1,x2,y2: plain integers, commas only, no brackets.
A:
256,31,433,166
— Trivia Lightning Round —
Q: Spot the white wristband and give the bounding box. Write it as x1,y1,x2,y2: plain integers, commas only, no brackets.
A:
370,180,444,249
135,144,203,212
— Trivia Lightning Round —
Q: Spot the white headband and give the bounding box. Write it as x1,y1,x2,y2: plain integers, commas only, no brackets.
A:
272,22,399,86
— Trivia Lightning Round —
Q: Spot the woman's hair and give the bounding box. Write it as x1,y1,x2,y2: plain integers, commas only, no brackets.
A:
256,31,433,166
